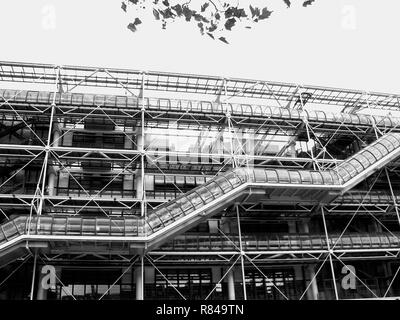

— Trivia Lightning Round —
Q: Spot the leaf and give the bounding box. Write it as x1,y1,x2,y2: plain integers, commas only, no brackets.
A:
219,37,229,44
303,0,315,7
198,22,204,35
121,0,315,42
224,7,234,18
153,8,160,20
234,8,247,18
224,18,236,31
200,16,210,23
259,7,272,20
171,4,183,16
201,3,209,12
127,23,137,32
249,5,256,18
208,23,217,32
182,6,192,21
194,13,203,21
121,2,127,12
160,8,174,19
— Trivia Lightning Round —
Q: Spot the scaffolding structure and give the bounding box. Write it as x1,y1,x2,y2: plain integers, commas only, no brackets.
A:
1,61,400,300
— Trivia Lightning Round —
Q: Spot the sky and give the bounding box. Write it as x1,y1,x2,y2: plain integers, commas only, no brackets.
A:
0,0,400,94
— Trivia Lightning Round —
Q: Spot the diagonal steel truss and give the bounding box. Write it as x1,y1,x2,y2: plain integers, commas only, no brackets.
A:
1,61,400,300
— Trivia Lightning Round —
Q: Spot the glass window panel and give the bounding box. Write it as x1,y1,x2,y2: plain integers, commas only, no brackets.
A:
186,176,195,185
363,150,377,163
109,285,120,295
110,220,124,235
82,219,96,235
186,192,203,208
195,176,205,185
276,170,290,183
166,205,183,221
348,159,363,172
85,285,92,295
1,222,18,238
175,176,185,185
96,219,111,235
196,186,214,202
165,176,174,184
289,171,301,184
206,181,223,197
97,285,108,295
265,170,278,183
73,284,85,296
214,177,232,192
311,171,324,184
175,197,194,213
373,144,388,157
61,285,74,299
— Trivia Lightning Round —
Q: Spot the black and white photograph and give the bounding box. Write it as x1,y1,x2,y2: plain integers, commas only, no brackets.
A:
0,0,399,317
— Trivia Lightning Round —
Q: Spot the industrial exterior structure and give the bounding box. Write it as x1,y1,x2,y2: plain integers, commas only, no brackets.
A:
0,61,400,300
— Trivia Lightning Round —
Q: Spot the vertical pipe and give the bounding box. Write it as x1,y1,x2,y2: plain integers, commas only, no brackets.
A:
384,166,400,297
29,252,38,300
135,256,144,300
52,130,60,148
227,269,236,300
140,73,146,224
38,67,60,216
227,115,236,168
306,265,319,300
366,95,398,297
47,172,56,196
141,255,144,299
299,90,317,171
36,266,48,300
222,78,236,169
288,221,296,234
303,118,317,171
299,220,318,300
321,206,339,300
236,205,247,300
46,129,60,197
224,78,241,299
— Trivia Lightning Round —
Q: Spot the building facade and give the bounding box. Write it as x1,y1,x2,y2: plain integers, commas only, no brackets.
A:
0,61,400,300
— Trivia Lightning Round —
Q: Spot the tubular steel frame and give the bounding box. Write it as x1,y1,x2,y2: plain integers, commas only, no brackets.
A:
1,61,400,300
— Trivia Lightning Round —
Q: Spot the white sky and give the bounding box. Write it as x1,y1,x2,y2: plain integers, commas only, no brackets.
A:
0,0,399,94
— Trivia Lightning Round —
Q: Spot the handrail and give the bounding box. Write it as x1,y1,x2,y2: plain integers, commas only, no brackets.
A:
1,88,399,130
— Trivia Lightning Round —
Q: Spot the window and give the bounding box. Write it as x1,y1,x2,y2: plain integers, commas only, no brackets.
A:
245,268,297,300
241,221,288,234
68,174,123,196
59,268,124,300
72,133,124,149
154,269,212,300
